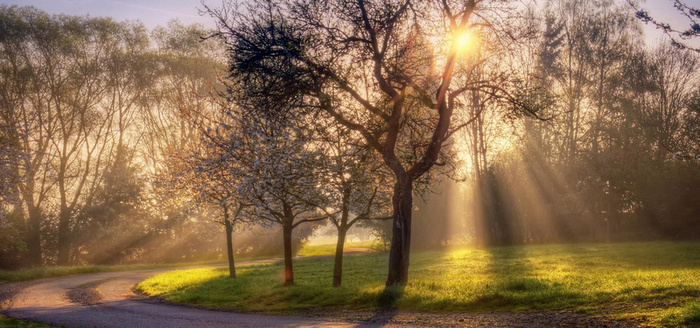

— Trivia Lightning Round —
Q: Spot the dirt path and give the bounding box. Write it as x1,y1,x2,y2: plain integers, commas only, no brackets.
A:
0,260,649,328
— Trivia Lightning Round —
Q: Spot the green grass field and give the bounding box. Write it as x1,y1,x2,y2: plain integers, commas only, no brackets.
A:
137,241,700,326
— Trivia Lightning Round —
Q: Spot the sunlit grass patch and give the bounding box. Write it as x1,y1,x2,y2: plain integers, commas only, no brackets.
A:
297,241,378,257
661,302,700,327
137,241,700,325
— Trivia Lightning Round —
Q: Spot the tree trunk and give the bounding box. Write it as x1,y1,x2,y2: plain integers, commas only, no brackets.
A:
224,219,236,278
332,226,348,287
282,223,294,286
25,205,42,266
57,207,71,266
386,177,413,286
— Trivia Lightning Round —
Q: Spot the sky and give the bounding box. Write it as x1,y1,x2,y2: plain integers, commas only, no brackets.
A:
0,0,214,30
0,0,696,47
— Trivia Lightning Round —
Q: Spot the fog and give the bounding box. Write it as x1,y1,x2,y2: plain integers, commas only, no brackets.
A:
1,1,699,271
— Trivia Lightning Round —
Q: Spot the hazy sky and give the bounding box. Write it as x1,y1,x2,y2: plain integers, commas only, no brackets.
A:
0,0,214,30
0,0,696,47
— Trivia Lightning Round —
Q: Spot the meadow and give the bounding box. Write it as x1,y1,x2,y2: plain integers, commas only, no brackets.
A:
137,241,700,327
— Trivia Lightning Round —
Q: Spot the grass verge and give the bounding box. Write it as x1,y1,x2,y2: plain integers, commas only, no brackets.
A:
0,315,56,328
0,259,226,284
137,241,700,326
0,242,370,284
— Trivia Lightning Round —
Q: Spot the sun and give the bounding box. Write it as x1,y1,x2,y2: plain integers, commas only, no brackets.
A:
453,29,479,54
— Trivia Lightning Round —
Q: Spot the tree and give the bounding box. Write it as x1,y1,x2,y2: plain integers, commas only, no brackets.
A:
0,7,232,266
629,0,700,52
206,0,535,286
314,120,392,286
48,17,147,265
0,98,25,268
138,20,231,266
179,133,247,279
0,6,60,265
73,145,144,264
214,108,328,286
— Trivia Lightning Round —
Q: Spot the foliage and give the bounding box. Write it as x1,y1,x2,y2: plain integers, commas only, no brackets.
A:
0,5,238,268
0,212,26,269
427,0,700,247
629,0,700,52
0,315,55,328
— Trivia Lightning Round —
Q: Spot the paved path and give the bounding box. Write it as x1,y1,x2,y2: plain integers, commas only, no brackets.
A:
0,260,394,328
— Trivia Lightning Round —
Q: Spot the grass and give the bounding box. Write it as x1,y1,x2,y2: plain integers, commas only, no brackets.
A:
0,315,56,328
661,302,700,327
0,259,227,284
297,240,378,257
0,242,373,284
137,241,700,326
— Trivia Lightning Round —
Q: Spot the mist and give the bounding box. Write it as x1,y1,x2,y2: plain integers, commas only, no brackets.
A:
1,1,699,273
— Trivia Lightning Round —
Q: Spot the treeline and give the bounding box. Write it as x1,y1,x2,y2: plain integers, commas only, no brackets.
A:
2,0,699,274
0,6,317,269
413,0,700,247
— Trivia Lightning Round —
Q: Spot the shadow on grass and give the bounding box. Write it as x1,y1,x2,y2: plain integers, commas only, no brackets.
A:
143,258,387,312
561,241,700,270
455,246,583,312
377,285,404,309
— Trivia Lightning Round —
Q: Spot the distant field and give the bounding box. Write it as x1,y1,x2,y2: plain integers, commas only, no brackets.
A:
137,242,700,327
297,240,379,257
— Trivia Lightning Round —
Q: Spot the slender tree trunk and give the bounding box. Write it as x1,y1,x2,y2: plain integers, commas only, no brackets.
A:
224,219,236,278
332,226,348,287
25,205,42,266
282,223,294,286
386,176,413,286
57,206,71,266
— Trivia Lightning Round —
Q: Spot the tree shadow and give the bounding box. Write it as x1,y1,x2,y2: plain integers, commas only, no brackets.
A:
460,246,583,311
377,285,404,309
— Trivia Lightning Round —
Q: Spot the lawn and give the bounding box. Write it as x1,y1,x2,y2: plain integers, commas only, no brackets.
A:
137,241,700,326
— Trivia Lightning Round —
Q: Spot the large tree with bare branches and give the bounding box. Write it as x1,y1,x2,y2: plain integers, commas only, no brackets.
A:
206,0,535,285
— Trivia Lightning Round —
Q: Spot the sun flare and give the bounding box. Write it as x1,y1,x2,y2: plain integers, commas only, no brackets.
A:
453,29,478,53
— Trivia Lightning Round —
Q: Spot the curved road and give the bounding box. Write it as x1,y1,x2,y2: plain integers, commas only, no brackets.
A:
0,262,392,328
